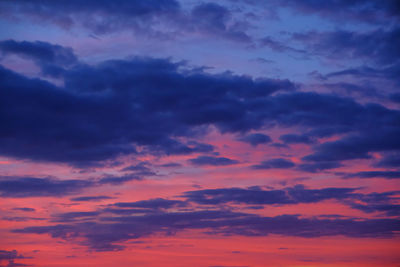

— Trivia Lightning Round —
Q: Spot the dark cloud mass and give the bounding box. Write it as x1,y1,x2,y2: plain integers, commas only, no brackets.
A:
0,39,399,175
12,207,36,212
0,51,296,167
0,0,180,34
0,250,26,261
278,0,400,23
293,27,400,66
279,134,313,144
112,198,186,210
98,174,142,185
304,127,400,163
0,174,144,198
190,3,251,43
0,0,252,44
375,152,400,168
1,43,399,169
70,196,113,202
347,191,400,216
297,162,342,173
183,185,400,217
182,185,356,205
9,184,400,251
13,209,400,252
0,250,31,267
252,158,295,169
324,63,400,86
0,39,78,79
0,176,93,197
189,156,239,166
237,133,272,146
343,171,400,179
0,39,77,66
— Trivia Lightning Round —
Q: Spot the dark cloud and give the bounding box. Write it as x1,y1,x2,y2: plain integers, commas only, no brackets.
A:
51,211,101,223
277,0,400,23
184,187,291,205
0,0,180,35
390,93,400,103
1,42,399,169
325,63,400,86
189,156,239,166
260,37,306,54
251,158,295,169
325,66,380,79
122,162,157,176
0,52,295,167
302,98,400,164
122,162,150,172
261,92,369,133
345,191,400,216
190,3,251,43
112,198,186,210
0,174,143,198
237,133,272,146
0,1,252,44
279,134,313,144
209,215,400,238
10,185,400,251
12,208,36,212
374,152,400,168
0,39,77,70
97,174,142,185
0,0,180,16
0,40,78,65
268,93,400,161
70,196,114,202
159,162,182,168
322,82,380,99
285,185,357,204
270,143,288,148
349,203,400,217
102,208,153,215
304,127,400,163
1,263,31,267
0,65,136,167
183,185,356,205
13,210,400,251
2,216,44,222
0,176,93,198
0,250,31,267
12,211,248,251
343,171,400,179
297,162,342,173
293,27,400,66
191,3,230,32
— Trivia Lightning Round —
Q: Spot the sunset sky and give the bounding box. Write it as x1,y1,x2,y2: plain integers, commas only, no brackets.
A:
0,1,399,266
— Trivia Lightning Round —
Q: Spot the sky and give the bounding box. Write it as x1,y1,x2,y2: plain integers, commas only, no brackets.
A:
0,1,399,266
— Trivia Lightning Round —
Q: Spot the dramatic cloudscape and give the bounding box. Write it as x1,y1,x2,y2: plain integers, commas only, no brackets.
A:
0,1,399,266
